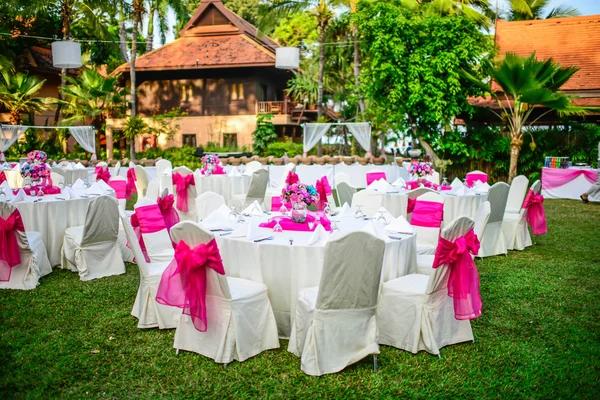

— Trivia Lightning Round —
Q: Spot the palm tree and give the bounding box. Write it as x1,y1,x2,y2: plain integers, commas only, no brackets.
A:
424,0,493,28
507,0,579,21
0,71,49,125
129,0,145,159
145,0,188,53
462,52,592,182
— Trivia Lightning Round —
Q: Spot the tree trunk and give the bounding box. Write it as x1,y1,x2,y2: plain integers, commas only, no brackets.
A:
9,110,20,125
316,19,325,157
508,137,522,183
418,137,439,164
146,9,154,53
129,1,142,160
119,5,129,61
352,24,365,120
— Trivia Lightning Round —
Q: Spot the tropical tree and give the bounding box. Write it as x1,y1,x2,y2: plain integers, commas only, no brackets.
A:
507,0,579,21
461,52,593,182
0,70,49,125
145,0,188,52
129,0,145,159
423,0,493,28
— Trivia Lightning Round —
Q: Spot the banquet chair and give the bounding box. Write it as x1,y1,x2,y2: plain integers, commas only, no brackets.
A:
134,197,175,263
119,208,179,329
503,180,541,251
134,165,150,198
478,182,510,257
195,191,226,221
412,192,445,255
0,203,51,290
466,170,488,187
407,187,436,219
288,231,385,376
172,166,197,221
502,175,530,250
366,170,387,186
351,188,383,217
334,172,351,188
145,178,160,200
50,172,65,187
245,160,263,176
108,176,127,211
156,159,174,195
169,221,279,364
61,195,126,281
231,169,269,211
426,171,441,185
7,166,24,189
336,182,356,208
113,161,121,177
264,163,295,210
378,216,476,356
95,162,109,181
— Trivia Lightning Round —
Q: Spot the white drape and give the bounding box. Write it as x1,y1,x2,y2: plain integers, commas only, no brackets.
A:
0,125,29,161
346,122,372,154
303,123,332,155
68,126,96,160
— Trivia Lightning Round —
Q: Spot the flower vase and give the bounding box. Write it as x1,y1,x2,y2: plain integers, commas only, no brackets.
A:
205,163,215,176
291,202,307,223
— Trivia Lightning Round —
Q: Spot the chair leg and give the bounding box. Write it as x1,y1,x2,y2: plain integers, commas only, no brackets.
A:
373,354,378,373
175,348,179,355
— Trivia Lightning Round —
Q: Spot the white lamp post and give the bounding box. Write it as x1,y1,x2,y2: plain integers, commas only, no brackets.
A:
275,47,300,70
51,40,82,68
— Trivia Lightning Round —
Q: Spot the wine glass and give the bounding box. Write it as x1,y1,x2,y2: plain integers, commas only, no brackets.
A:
355,204,365,218
272,218,283,233
308,221,315,230
323,202,331,216
279,204,288,216
376,210,389,225
441,177,448,187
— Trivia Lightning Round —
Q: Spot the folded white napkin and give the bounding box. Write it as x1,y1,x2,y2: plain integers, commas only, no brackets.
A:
75,162,86,170
0,180,10,191
338,202,353,218
243,200,263,216
12,164,20,172
230,219,262,240
201,205,237,230
473,181,490,193
63,163,73,170
361,220,389,240
96,179,112,192
72,179,86,190
61,186,77,200
451,177,463,188
392,177,406,188
86,182,105,195
230,222,249,238
375,207,395,224
385,215,414,234
10,189,29,203
367,179,390,192
451,186,466,196
228,168,242,177
308,224,329,245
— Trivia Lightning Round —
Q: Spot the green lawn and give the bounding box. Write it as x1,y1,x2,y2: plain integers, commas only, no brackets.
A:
1,200,599,398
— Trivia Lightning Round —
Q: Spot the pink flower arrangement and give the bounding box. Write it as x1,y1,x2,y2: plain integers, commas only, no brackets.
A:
408,161,434,178
281,182,319,206
21,162,50,181
27,150,47,163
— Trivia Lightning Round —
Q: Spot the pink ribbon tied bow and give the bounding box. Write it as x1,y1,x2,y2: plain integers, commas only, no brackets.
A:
126,168,137,200
157,194,180,232
0,171,7,185
172,173,195,212
432,229,482,321
94,166,111,183
315,176,332,211
522,190,547,236
285,171,299,185
0,210,25,281
156,239,225,332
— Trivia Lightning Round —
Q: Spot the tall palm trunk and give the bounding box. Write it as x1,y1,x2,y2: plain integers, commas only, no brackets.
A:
508,135,522,183
146,8,154,53
316,18,325,157
9,110,21,125
119,3,129,61
352,24,365,119
130,1,143,160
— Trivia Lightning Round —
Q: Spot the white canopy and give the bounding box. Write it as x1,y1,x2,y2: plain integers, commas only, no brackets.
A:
302,122,372,157
0,125,29,161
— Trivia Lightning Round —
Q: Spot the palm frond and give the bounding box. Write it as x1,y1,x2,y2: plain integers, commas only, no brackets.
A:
546,5,580,19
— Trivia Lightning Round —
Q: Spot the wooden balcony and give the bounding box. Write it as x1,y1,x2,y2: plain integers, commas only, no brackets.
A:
257,100,305,115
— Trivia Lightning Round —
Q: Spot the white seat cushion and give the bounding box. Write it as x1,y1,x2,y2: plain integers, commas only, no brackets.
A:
297,286,319,310
227,277,267,300
64,225,84,244
383,274,429,295
416,254,435,269
503,212,520,222
146,261,171,276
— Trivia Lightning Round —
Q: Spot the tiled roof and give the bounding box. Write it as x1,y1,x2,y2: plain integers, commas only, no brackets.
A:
495,15,600,91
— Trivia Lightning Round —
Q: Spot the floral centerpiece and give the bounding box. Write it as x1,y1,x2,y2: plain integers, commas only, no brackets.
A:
201,154,221,175
281,182,319,223
21,150,50,186
408,161,434,179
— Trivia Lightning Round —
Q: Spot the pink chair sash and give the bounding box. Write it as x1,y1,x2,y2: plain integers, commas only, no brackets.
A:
366,172,386,186
157,194,180,232
0,209,24,281
541,167,598,189
130,213,150,263
411,201,444,228
407,198,417,214
259,212,332,232
126,168,137,200
172,173,195,212
315,176,332,211
135,204,167,234
523,189,548,236
95,166,110,183
108,180,127,199
432,229,482,320
156,239,225,332
0,171,6,185
285,171,299,185
465,173,488,187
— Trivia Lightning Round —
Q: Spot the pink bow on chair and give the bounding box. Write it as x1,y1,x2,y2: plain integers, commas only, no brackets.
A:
156,239,225,332
126,168,137,200
315,176,332,211
411,201,444,228
432,229,482,320
523,190,547,236
95,166,110,183
172,173,195,212
0,171,7,185
407,198,417,214
285,171,299,185
157,194,180,231
0,210,25,281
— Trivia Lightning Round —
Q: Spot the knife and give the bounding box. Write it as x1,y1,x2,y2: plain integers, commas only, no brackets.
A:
254,236,274,243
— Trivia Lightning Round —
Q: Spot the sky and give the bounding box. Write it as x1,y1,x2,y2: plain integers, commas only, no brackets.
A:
151,0,600,48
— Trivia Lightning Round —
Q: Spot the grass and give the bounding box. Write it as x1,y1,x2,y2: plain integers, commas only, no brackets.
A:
1,200,599,398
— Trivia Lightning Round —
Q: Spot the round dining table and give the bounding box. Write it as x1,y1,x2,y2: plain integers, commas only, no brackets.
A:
213,214,417,338
194,173,250,205
51,167,88,185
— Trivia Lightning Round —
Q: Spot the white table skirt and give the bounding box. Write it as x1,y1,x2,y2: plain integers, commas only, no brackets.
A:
52,168,88,185
214,215,417,338
12,195,91,267
542,172,600,201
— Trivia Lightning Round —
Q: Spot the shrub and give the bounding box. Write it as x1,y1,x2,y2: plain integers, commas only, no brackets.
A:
265,140,303,158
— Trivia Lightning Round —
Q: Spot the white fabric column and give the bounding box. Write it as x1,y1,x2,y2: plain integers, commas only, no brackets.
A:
303,123,332,156
0,125,29,161
68,126,96,160
346,122,372,156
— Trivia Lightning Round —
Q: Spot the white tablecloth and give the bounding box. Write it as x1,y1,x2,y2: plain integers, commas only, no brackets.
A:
214,215,417,338
52,168,88,185
195,174,250,205
11,194,91,266
541,167,600,201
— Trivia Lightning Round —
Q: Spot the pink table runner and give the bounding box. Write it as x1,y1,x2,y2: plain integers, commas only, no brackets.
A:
12,186,61,196
260,212,332,232
542,167,598,189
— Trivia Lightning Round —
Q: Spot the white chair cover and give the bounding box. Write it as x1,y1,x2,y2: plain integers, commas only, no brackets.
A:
351,189,383,217
0,203,51,290
412,192,445,255
195,191,226,221
231,169,269,211
145,178,160,201
334,172,351,188
505,175,529,214
245,161,262,176
504,179,540,251
377,216,476,355
113,161,121,177
288,231,385,375
473,201,491,243
479,182,510,257
156,159,173,195
50,172,65,187
134,165,150,199
134,197,175,263
171,221,279,363
61,196,125,280
119,208,179,329
172,166,197,221
502,175,530,251
336,182,356,208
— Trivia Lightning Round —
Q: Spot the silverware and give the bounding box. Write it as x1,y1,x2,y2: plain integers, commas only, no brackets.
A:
254,236,274,243
220,232,232,236
210,228,233,232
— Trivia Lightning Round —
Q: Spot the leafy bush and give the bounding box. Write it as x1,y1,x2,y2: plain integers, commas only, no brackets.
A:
136,145,202,170
265,140,303,158
252,114,277,156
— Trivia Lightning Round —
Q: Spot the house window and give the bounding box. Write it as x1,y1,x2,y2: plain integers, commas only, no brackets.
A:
181,84,193,102
223,133,237,149
230,83,244,101
182,133,197,147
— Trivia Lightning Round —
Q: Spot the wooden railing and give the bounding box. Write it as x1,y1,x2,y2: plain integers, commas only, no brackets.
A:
257,101,286,114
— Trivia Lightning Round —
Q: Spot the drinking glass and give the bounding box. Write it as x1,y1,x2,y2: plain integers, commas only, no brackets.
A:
272,218,283,233
376,210,388,225
355,204,365,218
